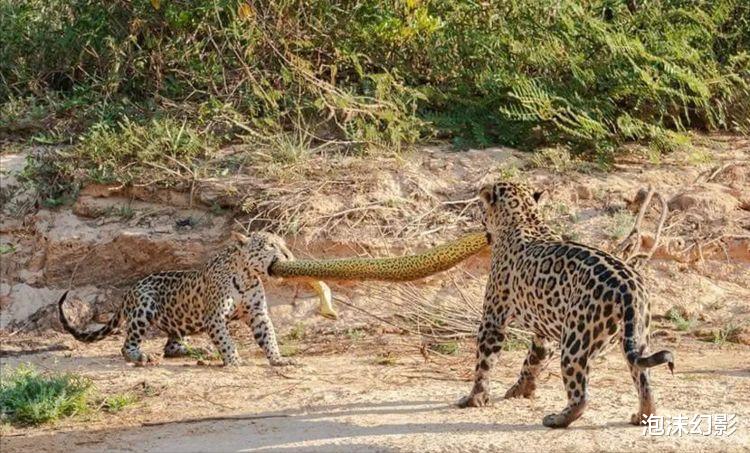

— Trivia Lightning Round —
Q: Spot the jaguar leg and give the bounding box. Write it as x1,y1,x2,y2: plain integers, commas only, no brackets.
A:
505,336,554,399
457,307,510,408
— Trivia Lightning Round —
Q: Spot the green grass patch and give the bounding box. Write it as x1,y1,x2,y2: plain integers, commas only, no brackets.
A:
277,323,307,359
605,210,636,241
541,201,580,241
708,324,745,345
279,342,300,357
502,333,531,352
18,116,215,204
73,117,214,185
180,344,220,362
0,365,92,426
428,341,460,356
530,147,577,174
345,328,366,342
666,309,696,332
101,393,137,414
285,323,307,342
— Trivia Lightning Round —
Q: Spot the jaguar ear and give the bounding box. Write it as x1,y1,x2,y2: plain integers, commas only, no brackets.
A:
479,186,496,205
231,231,250,245
533,190,545,203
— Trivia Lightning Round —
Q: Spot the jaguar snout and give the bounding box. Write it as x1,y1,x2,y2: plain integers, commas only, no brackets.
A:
267,255,279,274
267,250,290,274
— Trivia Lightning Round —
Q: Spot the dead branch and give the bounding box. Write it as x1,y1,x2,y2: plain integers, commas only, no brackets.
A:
614,186,669,267
141,413,289,427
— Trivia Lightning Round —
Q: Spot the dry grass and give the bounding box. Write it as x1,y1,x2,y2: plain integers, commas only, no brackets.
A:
234,154,480,244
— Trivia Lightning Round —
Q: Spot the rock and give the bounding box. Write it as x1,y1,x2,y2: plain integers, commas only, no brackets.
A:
1,152,36,220
0,283,11,310
55,291,94,329
0,217,24,234
39,211,229,286
17,269,43,285
196,184,242,208
667,184,740,217
72,197,105,218
0,153,26,192
0,284,64,330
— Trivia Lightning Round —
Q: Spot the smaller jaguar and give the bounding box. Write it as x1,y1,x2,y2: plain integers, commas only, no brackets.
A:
59,231,296,367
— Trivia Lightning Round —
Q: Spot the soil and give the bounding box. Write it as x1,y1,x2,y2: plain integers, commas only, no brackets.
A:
1,136,749,452
1,333,748,452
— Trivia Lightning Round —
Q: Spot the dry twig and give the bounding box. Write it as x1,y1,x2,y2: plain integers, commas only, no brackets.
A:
141,414,289,427
614,186,669,267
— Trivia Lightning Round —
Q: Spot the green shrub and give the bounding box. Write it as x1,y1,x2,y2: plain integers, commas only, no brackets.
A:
0,365,92,426
101,393,137,413
666,308,696,332
2,0,748,172
73,117,213,184
428,341,460,356
605,210,636,241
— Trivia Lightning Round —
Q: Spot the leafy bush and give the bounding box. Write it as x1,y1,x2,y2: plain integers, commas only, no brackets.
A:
428,341,460,356
1,0,748,168
74,117,213,183
101,393,137,413
0,365,92,426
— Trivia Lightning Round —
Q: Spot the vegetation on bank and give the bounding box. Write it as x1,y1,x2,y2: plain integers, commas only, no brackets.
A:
1,0,748,196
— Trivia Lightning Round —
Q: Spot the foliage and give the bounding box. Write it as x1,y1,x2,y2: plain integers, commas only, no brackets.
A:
180,344,221,362
1,0,748,185
605,209,636,241
666,308,696,332
72,117,213,184
0,365,92,426
101,393,137,413
707,323,745,345
428,341,460,356
530,147,577,173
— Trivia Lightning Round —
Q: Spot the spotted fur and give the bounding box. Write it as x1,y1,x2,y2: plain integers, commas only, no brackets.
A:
58,232,295,367
458,182,674,428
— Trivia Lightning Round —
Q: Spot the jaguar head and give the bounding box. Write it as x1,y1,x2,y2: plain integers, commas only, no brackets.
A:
478,181,544,243
231,231,294,276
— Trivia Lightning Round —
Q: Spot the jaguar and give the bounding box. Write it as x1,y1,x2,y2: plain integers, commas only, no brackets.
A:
59,231,297,367
457,181,673,428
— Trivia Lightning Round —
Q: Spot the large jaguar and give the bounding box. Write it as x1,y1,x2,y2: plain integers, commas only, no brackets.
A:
457,181,673,428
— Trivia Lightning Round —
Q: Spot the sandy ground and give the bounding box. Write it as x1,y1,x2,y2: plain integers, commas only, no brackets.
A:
1,333,749,453
2,139,748,452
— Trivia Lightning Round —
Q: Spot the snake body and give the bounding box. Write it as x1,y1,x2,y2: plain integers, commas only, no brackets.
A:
271,232,488,282
273,232,488,319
